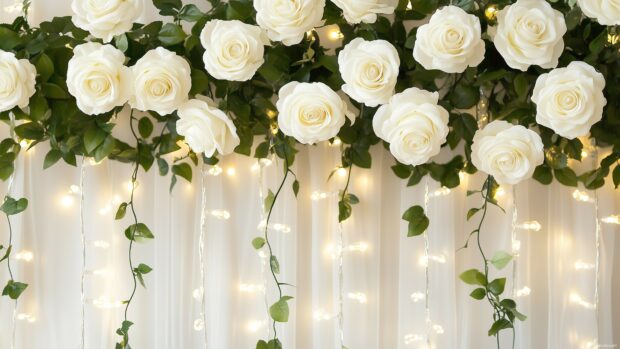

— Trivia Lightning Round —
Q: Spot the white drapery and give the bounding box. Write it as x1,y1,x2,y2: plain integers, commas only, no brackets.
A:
0,1,619,348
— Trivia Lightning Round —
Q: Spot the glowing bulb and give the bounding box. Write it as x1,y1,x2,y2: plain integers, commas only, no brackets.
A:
429,187,451,197
192,288,203,300
404,334,424,344
514,286,531,297
69,185,80,195
347,292,368,304
410,292,425,302
14,250,33,262
208,165,223,176
346,242,369,253
432,324,445,334
259,158,273,167
246,320,264,333
124,180,138,193
266,109,277,119
336,167,347,178
330,137,342,147
270,123,279,135
485,5,499,21
328,28,344,40
210,209,230,220
602,215,620,224
581,150,588,159
238,283,264,293
608,33,620,45
311,190,336,201
325,243,342,260
60,194,74,207
16,313,35,323
569,292,596,309
313,309,333,321
518,220,541,231
257,250,268,259
406,2,412,10
88,158,103,166
193,319,205,331
419,254,446,266
574,260,595,270
93,240,110,249
494,187,506,199
226,168,236,176
512,240,521,253
459,171,467,181
572,189,593,203
90,297,123,309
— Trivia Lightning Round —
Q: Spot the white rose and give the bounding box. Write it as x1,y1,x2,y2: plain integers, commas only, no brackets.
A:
492,0,567,71
71,0,143,43
471,121,544,185
254,0,325,46
176,97,240,157
413,6,485,73
67,43,131,115
129,47,191,115
577,0,620,26
372,87,449,166
200,20,269,82
330,0,398,24
532,61,606,140
276,82,354,144
338,38,399,107
0,50,36,113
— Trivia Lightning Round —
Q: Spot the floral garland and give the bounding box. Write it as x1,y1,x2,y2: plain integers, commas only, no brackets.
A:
0,0,619,347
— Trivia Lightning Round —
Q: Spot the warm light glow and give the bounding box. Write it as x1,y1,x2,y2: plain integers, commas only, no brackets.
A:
347,292,368,304
512,240,521,253
419,254,446,267
311,190,337,201
87,157,103,166
210,209,231,220
60,194,75,208
601,215,620,225
581,150,588,159
193,319,204,331
208,165,223,176
346,241,369,253
226,167,236,176
313,308,333,321
270,123,279,135
266,109,277,119
574,260,595,270
432,324,445,334
239,283,264,293
336,167,348,178
514,286,531,297
404,333,424,344
459,171,467,181
572,189,593,203
69,185,80,195
410,292,425,303
192,288,203,300
330,137,342,147
429,187,451,197
246,320,264,333
14,250,33,262
90,297,124,309
485,5,499,21
328,28,344,40
608,33,620,45
518,220,541,231
569,292,596,309
87,269,110,277
92,240,110,249
257,250,268,259
124,180,138,193
16,313,35,323
494,187,506,199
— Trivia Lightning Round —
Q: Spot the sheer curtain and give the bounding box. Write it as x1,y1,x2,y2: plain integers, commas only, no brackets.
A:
0,1,619,349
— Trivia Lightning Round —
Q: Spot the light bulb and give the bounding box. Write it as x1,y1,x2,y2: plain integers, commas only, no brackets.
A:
574,260,595,270
92,240,110,249
14,250,33,262
432,324,445,334
313,309,333,321
572,189,593,203
210,209,230,220
193,319,205,331
429,187,451,197
518,220,541,231
347,292,368,304
404,334,424,344
246,320,264,333
208,165,223,176
494,187,506,199
602,215,620,224
485,5,499,21
336,167,347,178
328,28,344,40
238,283,264,293
192,288,203,300
514,286,531,297
346,242,369,253
569,292,596,309
60,194,74,208
330,137,342,147
410,292,425,303
226,168,236,176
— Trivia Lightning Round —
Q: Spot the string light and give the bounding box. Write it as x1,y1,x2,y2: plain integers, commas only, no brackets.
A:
266,109,277,119
98,195,122,215
418,254,446,267
428,187,451,197
89,297,124,309
313,309,334,321
346,241,369,253
512,240,521,253
238,283,265,293
92,240,110,249
574,260,595,271
226,167,236,176
256,220,291,233
330,137,342,147
347,292,368,304
336,167,348,178
572,189,594,203
410,292,425,303
311,190,338,201
569,292,596,310
328,28,344,40
608,33,620,45
124,180,138,193
14,250,33,262
192,288,203,301
246,320,265,333
458,171,467,181
485,5,499,21
432,324,444,334
209,209,230,220
494,187,506,199
193,319,205,331
601,215,620,224
404,334,425,344
514,286,531,297
208,165,223,176
16,313,35,323
270,123,279,135
517,220,542,231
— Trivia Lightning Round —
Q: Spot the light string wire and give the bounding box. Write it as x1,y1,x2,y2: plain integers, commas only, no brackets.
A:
423,177,431,348
7,112,18,349
592,148,601,330
79,156,86,349
257,159,270,339
198,161,208,348
337,220,345,348
511,186,518,298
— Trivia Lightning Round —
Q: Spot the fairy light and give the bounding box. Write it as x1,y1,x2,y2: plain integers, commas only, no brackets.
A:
193,319,205,331
336,167,348,178
192,288,203,301
581,150,589,159
257,250,267,259
418,254,446,267
608,33,620,45
87,158,103,166
410,292,425,303
60,193,75,207
238,283,265,293
14,250,33,262
601,215,620,224
209,209,230,220
406,2,413,10
311,190,338,201
494,187,506,199
226,167,236,176
266,109,277,119
86,269,110,277
16,313,35,323
512,240,521,253
313,309,333,321
432,324,444,334
92,240,110,249
270,123,279,135
208,165,223,176
514,286,531,297
124,180,138,193
572,189,594,203
330,137,342,147
246,320,265,333
570,292,596,310
428,187,451,197
328,27,344,40
404,334,425,344
574,260,595,271
257,220,291,233
98,195,123,215
485,4,499,21
89,297,124,309
458,171,467,181
347,292,368,304
346,241,369,253
517,220,542,231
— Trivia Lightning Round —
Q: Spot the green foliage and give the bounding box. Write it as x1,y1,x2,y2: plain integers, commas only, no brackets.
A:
0,197,28,215
2,280,28,299
269,296,293,322
402,205,429,237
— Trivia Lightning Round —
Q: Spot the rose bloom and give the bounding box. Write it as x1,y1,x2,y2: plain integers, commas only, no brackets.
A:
0,50,36,113
176,97,240,157
413,5,485,73
67,43,131,115
129,47,191,115
492,0,567,71
532,61,606,139
330,0,398,24
254,0,325,45
577,0,620,26
277,82,354,144
71,0,143,43
373,87,449,166
338,38,400,107
471,121,544,185
200,20,269,82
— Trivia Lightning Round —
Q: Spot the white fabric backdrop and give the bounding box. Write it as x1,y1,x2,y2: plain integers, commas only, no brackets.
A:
0,1,619,348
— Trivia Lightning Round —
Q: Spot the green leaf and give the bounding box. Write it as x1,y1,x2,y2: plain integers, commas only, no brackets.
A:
43,149,62,169
470,288,486,300
488,278,506,295
135,263,152,274
2,280,28,300
533,165,553,185
488,318,512,336
115,202,128,220
402,205,429,237
157,158,169,176
138,117,154,139
172,163,192,183
554,167,578,187
158,23,187,46
264,189,275,213
0,197,28,215
178,4,204,21
459,269,487,286
338,200,352,222
14,122,44,140
491,251,513,270
0,27,21,50
270,255,280,274
269,296,293,322
84,126,107,153
0,245,12,263
252,237,266,250
292,179,299,197
467,207,480,220
613,165,620,189
124,223,154,241
391,164,411,179
513,74,529,99
35,53,54,82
